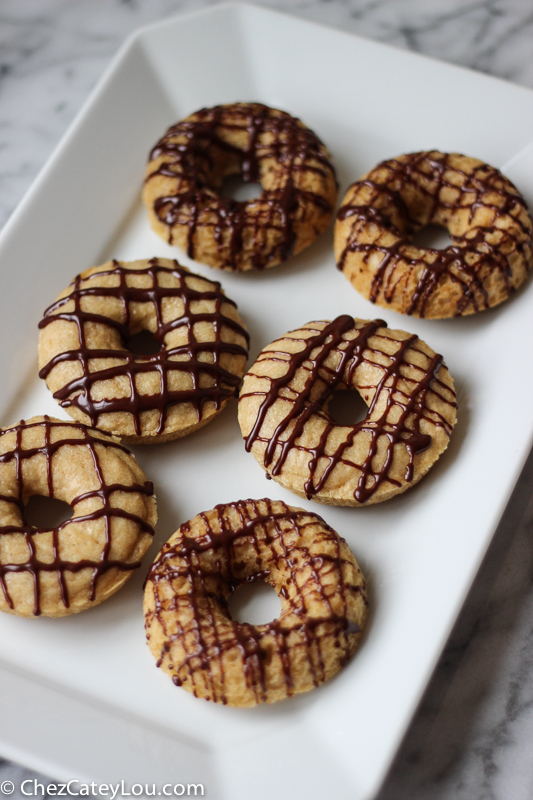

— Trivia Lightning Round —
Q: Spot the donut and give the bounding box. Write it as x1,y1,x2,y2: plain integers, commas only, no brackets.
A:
0,415,156,618
143,498,367,706
238,316,457,506
38,258,249,444
334,151,533,318
142,103,337,272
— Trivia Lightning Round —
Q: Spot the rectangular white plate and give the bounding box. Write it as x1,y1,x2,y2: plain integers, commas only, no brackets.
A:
2,4,533,798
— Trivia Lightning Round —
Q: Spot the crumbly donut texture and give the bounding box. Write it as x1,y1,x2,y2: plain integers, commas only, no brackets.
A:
144,498,367,707
334,151,533,318
142,103,338,272
0,416,156,618
238,316,457,506
38,258,249,443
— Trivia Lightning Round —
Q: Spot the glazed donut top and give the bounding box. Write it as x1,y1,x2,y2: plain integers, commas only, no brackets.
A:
0,416,155,616
240,315,456,504
38,258,249,440
335,151,533,318
145,498,367,705
144,102,337,271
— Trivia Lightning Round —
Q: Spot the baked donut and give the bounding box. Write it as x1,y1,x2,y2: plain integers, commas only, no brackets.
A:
0,415,156,617
144,498,367,706
334,151,533,318
238,316,457,506
38,258,249,444
142,103,337,272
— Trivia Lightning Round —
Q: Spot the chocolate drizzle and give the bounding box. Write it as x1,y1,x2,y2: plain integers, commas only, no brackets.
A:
336,152,533,317
145,498,366,705
39,259,249,437
241,316,456,503
144,103,337,271
0,417,155,616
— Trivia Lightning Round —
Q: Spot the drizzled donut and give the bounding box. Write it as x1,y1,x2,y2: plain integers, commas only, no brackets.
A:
334,151,533,318
144,498,367,706
0,416,156,617
238,316,457,506
142,103,337,272
38,258,249,443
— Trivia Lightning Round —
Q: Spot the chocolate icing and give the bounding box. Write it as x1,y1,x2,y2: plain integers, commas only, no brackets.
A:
0,417,154,616
241,316,456,503
39,259,249,436
145,103,336,271
146,498,366,704
336,152,532,317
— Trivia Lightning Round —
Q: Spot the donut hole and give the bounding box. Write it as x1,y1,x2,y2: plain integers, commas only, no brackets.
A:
126,329,162,355
411,223,453,250
328,389,368,426
227,578,281,625
220,174,263,202
23,495,73,529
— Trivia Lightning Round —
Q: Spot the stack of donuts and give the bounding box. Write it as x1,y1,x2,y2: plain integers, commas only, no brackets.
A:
3,101,531,707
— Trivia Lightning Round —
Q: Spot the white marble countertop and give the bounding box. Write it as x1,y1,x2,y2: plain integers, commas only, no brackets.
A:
2,1,533,798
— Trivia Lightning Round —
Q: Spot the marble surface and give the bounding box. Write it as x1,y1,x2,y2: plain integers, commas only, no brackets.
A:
2,1,533,798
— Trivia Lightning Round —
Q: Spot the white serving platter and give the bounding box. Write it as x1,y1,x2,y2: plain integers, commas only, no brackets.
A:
2,4,533,798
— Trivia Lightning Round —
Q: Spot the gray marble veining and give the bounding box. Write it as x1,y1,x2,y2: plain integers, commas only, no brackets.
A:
1,2,533,799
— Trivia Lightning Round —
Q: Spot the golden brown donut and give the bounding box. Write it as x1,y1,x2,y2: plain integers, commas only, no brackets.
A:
144,498,367,707
38,258,249,444
238,316,457,506
334,151,533,318
0,415,156,617
142,103,337,272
